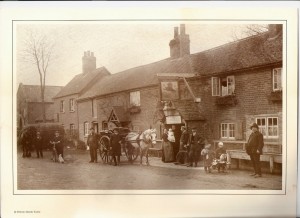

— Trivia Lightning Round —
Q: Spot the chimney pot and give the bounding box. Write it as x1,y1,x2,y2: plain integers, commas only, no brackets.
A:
180,24,185,35
174,27,179,38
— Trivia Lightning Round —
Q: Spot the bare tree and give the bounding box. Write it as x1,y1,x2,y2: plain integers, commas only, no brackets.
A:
22,30,55,122
231,24,269,41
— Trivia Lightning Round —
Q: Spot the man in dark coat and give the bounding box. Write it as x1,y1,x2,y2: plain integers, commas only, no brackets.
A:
246,123,264,178
35,131,43,158
87,127,98,163
176,126,189,164
187,127,205,167
110,128,122,166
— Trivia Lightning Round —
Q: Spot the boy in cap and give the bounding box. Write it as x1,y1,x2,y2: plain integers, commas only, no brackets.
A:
246,123,264,178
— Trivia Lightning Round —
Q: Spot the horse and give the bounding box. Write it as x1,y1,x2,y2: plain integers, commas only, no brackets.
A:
18,126,36,158
124,128,157,165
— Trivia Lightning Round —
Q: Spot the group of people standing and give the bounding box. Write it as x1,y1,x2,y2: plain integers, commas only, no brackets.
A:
22,130,64,163
161,125,206,167
161,122,264,177
87,127,121,166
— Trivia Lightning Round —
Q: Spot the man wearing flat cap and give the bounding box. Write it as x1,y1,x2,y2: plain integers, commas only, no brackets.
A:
87,127,98,163
246,123,264,178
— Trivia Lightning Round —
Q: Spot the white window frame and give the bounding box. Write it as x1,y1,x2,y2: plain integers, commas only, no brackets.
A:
273,68,282,91
60,100,65,113
212,75,235,96
256,117,278,139
69,98,75,112
130,91,141,107
211,77,220,96
221,123,235,139
84,122,89,136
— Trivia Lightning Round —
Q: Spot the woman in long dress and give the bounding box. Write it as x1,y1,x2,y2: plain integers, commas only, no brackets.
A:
161,129,174,162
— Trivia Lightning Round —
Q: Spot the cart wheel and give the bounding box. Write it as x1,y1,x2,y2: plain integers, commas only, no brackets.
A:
99,135,112,164
124,142,139,163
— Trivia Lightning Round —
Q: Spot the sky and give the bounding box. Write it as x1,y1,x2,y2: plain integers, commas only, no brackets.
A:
16,22,254,87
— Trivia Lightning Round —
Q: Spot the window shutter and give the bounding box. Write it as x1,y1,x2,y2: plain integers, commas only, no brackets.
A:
235,121,243,140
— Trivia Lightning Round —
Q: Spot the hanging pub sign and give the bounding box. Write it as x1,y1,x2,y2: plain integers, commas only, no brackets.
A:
166,115,182,124
160,81,179,101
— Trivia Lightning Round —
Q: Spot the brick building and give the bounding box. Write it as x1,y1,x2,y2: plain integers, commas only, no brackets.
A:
17,83,63,130
56,24,283,172
53,51,111,138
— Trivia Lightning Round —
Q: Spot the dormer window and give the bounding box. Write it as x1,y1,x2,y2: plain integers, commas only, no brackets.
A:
212,75,235,96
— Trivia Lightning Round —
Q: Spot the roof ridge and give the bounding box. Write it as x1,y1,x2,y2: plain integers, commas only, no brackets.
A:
191,31,269,57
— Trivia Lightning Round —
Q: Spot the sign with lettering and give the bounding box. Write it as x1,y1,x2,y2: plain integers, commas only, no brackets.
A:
166,115,182,124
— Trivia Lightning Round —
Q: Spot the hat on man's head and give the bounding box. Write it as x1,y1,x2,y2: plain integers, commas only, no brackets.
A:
90,127,94,130
55,130,59,133
250,123,259,129
192,127,197,131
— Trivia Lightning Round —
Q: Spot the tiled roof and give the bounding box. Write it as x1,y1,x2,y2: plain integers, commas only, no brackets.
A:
54,67,111,99
78,31,282,100
79,57,194,100
18,84,62,103
192,32,282,76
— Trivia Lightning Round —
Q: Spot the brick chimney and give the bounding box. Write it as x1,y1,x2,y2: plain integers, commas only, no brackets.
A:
82,50,96,74
169,24,190,59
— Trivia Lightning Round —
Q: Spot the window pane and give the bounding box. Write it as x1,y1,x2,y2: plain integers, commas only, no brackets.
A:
268,127,273,136
268,118,273,125
130,91,140,106
257,119,261,125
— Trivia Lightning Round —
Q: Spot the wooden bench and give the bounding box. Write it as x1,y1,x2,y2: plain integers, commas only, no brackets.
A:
227,149,282,173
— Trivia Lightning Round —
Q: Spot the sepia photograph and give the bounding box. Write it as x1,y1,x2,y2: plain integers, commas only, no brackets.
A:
16,22,284,191
0,3,298,218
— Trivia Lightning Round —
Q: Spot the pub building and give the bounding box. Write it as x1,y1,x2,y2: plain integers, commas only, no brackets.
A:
54,24,283,173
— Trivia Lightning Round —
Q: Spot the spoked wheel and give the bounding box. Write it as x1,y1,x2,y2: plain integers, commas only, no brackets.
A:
124,142,139,163
99,135,112,164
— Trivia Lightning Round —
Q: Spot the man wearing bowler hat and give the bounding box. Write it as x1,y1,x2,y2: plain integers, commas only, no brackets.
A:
87,127,98,163
246,123,264,178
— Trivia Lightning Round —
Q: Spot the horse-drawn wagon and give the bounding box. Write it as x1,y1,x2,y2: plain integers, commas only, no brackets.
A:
97,127,157,165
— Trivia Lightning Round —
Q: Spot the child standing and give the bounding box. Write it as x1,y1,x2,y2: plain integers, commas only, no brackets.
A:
201,144,214,173
215,142,227,173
